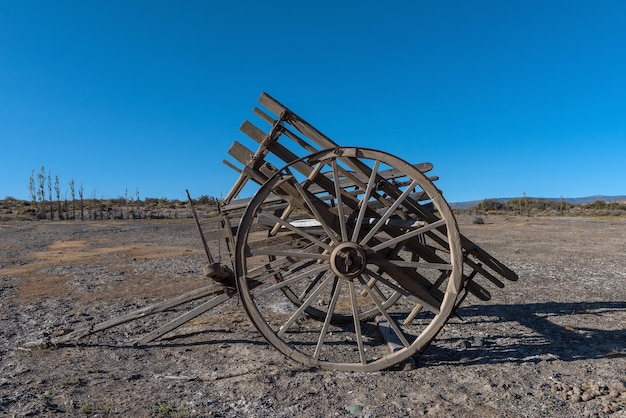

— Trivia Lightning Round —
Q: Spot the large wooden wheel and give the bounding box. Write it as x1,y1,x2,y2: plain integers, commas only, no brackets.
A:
235,147,463,371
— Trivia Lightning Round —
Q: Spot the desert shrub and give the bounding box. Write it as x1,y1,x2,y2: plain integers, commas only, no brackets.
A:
472,216,485,224
480,199,506,211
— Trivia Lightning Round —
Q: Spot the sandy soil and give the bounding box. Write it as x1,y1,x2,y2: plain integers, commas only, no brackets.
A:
1,215,625,417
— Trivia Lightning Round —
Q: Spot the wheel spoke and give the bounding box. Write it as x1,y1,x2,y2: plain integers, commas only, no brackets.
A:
313,277,344,360
245,255,318,283
359,178,420,246
349,280,367,364
292,177,340,245
277,272,336,337
364,275,400,308
351,159,380,242
269,203,295,236
357,276,411,347
255,264,330,297
331,159,349,241
370,219,447,252
298,269,327,300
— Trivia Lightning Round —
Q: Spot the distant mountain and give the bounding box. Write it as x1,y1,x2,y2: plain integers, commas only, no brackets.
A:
449,195,626,209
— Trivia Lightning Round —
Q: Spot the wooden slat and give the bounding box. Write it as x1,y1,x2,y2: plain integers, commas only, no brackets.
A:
228,141,255,166
253,106,274,125
240,120,267,144
464,279,491,301
36,285,225,346
376,317,404,353
223,159,242,174
199,227,231,240
258,92,289,119
136,292,231,344
280,125,323,155
259,92,340,150
464,257,505,288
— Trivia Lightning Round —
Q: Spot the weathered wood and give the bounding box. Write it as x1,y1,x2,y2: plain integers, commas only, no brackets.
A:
222,158,242,174
199,227,231,241
223,110,286,204
240,120,266,144
228,140,255,166
259,92,339,150
26,284,226,347
136,292,232,345
376,316,404,353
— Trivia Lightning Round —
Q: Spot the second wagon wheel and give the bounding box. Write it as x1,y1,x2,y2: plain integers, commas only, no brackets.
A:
235,147,463,371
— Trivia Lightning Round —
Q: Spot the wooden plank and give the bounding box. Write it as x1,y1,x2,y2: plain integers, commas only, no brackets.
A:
463,239,519,282
258,92,339,150
464,279,491,301
222,164,268,204
258,92,290,119
464,257,505,288
198,227,231,241
241,125,365,218
376,316,403,353
228,141,255,166
253,106,274,125
287,117,339,150
136,292,231,345
222,159,242,174
280,125,323,154
244,119,320,162
221,195,288,212
240,120,267,144
381,182,518,285
28,284,226,346
246,126,315,180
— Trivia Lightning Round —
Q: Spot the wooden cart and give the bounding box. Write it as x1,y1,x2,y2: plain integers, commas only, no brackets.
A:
34,92,518,372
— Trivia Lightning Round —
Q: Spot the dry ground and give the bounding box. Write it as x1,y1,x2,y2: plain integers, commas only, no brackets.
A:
1,215,625,417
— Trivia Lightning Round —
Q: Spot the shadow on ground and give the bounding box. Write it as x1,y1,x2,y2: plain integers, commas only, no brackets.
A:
62,301,625,368
423,301,626,366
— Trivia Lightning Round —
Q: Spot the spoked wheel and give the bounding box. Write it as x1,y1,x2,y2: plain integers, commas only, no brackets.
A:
235,147,463,371
268,211,402,324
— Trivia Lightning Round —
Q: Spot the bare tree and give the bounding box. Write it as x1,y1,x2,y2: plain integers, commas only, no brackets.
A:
79,183,84,221
37,166,46,219
54,175,62,220
135,188,141,219
69,179,76,220
28,169,37,218
47,171,53,220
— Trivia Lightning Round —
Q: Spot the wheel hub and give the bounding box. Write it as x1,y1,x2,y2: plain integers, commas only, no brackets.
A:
330,242,367,279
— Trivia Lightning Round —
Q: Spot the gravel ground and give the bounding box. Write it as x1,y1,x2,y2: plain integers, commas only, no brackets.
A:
1,215,625,417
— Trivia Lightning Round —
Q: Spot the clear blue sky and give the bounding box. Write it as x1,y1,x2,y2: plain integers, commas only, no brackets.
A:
1,1,625,203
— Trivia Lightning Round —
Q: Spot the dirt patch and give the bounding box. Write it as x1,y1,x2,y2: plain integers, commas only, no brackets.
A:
1,216,625,417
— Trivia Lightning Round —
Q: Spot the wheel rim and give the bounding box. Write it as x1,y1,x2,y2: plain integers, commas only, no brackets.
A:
235,147,463,371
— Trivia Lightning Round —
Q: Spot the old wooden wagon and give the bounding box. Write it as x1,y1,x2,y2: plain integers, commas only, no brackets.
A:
32,92,518,372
